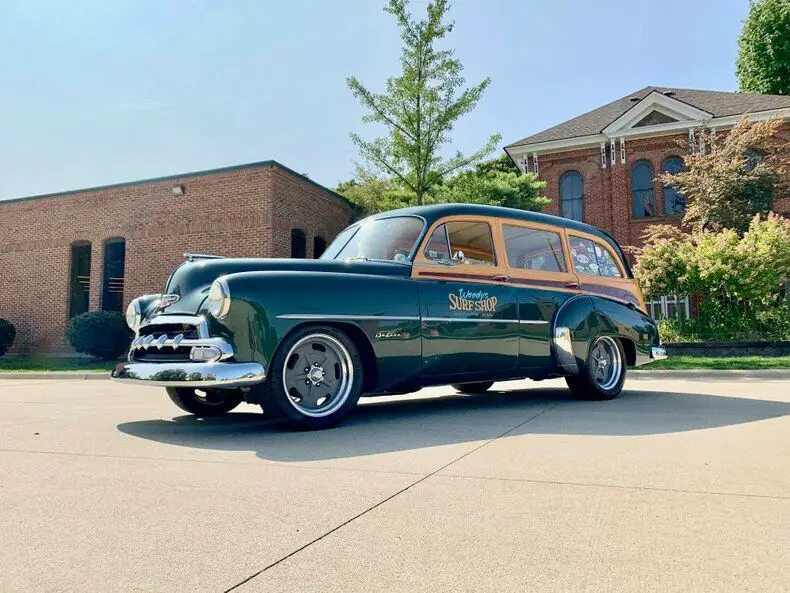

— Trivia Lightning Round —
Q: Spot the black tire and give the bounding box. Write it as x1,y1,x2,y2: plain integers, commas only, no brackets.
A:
565,336,626,400
166,387,244,416
261,325,363,430
451,381,495,394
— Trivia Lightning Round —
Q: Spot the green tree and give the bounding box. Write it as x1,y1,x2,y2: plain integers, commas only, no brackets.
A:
335,164,414,214
346,0,501,206
737,0,790,95
659,117,788,234
437,164,549,211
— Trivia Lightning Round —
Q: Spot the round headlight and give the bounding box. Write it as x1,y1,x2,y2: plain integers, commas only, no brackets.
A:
207,278,231,319
125,299,141,330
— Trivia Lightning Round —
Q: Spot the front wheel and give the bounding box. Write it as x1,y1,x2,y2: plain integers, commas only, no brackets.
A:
451,381,495,394
262,326,363,430
565,336,626,400
166,387,244,416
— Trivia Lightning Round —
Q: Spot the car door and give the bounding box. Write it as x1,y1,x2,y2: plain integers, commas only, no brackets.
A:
412,216,519,378
497,218,581,369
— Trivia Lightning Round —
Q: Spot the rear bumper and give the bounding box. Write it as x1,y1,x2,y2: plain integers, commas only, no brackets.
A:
651,346,668,360
111,361,266,388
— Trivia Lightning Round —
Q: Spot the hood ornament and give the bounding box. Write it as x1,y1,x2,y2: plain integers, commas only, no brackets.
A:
158,294,180,309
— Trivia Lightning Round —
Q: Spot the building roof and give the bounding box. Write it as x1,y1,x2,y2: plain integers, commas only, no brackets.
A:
506,86,790,148
0,159,353,207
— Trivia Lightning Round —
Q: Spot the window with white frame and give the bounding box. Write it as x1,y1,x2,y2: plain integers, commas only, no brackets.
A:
645,294,690,321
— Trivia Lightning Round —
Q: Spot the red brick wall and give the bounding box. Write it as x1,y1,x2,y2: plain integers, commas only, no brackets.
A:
535,126,790,251
0,163,354,353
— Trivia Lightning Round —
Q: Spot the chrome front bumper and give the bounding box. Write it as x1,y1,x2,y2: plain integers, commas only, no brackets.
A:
111,361,266,388
651,346,668,360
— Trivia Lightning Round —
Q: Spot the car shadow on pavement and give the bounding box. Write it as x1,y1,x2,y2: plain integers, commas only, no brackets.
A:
116,386,790,463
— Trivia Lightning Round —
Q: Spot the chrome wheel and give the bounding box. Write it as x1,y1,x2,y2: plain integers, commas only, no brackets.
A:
281,333,354,418
590,336,622,391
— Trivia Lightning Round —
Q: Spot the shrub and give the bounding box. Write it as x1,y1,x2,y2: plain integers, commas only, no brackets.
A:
0,319,16,357
634,214,790,342
66,311,131,360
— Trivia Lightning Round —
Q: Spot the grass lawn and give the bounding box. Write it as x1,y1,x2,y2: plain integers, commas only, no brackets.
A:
0,355,116,373
642,355,790,370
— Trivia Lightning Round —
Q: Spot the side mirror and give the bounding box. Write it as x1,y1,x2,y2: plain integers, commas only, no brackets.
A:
451,250,465,263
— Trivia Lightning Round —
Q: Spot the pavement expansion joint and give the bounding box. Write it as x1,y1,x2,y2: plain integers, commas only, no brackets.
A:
221,401,562,593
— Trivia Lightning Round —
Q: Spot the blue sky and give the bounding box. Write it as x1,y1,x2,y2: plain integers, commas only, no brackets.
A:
0,0,750,200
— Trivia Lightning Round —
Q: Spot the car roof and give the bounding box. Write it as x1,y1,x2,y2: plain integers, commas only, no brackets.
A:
368,203,621,248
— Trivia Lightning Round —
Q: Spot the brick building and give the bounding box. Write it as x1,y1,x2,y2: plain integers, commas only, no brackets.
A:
504,86,790,319
505,87,790,248
0,160,356,353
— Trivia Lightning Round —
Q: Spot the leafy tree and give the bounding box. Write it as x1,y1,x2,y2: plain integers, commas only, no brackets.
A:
736,0,790,95
436,165,549,211
335,164,414,214
347,0,501,205
659,117,788,234
337,154,548,213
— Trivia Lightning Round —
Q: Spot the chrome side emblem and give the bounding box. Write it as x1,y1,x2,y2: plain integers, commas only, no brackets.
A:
158,294,180,309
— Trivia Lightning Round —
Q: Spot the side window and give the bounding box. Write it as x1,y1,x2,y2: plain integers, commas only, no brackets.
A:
446,221,495,266
569,236,598,275
569,236,623,278
502,225,566,272
594,243,623,277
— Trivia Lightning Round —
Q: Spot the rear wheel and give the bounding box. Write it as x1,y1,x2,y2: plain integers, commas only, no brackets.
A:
451,381,495,394
166,387,244,416
262,326,363,430
565,336,625,400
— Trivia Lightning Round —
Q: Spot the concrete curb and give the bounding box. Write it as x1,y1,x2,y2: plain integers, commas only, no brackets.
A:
0,372,111,380
629,369,790,381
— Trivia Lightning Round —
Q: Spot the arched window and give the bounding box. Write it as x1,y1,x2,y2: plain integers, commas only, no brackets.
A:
68,241,92,318
313,236,326,258
291,229,306,258
661,157,685,215
102,237,126,312
559,171,583,222
631,160,656,217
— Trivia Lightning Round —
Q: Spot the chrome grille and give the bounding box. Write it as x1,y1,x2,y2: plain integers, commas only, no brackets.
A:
129,315,233,363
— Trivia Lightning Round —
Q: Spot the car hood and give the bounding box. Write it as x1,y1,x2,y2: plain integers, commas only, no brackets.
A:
158,258,412,315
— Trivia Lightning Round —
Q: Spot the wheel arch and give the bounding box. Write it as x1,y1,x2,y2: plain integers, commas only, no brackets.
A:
273,320,379,393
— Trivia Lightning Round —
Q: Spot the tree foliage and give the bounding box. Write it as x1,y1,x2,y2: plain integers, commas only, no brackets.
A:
736,0,790,95
635,214,790,301
336,155,548,213
634,214,790,341
346,0,501,205
659,117,788,234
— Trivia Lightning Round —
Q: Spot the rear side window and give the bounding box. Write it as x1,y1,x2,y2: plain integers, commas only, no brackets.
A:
502,225,566,272
426,221,496,266
569,236,623,277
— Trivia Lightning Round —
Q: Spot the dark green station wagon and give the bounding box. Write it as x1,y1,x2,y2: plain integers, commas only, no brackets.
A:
112,204,666,429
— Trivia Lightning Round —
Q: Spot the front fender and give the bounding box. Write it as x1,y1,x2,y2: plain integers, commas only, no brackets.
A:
207,271,422,393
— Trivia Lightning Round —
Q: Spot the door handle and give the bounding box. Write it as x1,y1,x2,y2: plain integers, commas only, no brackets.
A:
565,281,581,289
492,275,511,282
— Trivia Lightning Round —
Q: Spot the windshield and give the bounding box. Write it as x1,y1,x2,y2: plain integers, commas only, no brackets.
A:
320,216,424,262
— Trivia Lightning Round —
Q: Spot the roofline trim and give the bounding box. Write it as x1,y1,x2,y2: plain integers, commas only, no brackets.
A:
602,90,713,135
506,107,790,157
0,159,355,208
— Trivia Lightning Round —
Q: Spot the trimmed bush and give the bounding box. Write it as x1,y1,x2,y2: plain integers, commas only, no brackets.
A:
0,319,16,357
66,311,131,361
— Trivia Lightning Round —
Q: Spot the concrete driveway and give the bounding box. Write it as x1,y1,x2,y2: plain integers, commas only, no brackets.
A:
0,371,788,592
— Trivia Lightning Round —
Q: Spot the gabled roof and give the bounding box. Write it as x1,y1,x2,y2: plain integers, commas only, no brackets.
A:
506,86,790,148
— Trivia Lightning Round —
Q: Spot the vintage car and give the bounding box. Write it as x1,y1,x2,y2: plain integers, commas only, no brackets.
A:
112,203,666,429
